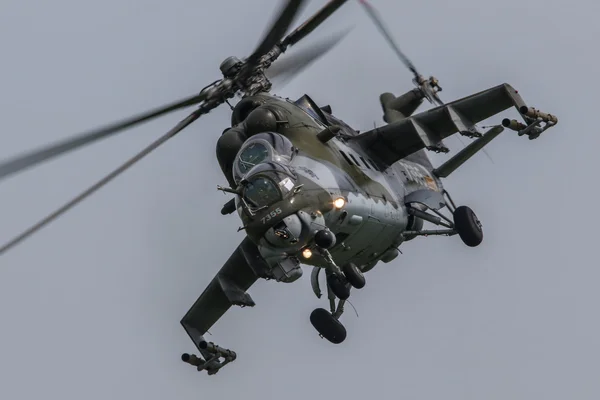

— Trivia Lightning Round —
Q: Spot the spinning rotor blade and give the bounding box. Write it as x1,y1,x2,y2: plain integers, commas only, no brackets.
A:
358,2,488,157
430,91,445,107
245,0,307,68
0,93,206,182
0,109,206,256
280,0,349,48
265,0,350,86
358,0,420,79
0,0,356,255
359,0,444,106
267,27,351,85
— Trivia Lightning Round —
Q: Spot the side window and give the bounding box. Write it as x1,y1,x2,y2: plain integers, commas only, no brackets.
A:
359,156,371,170
348,153,361,166
340,149,381,172
368,159,380,171
339,150,355,166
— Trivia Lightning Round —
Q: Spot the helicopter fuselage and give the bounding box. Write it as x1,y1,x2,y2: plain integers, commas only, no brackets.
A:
216,92,442,280
0,0,559,371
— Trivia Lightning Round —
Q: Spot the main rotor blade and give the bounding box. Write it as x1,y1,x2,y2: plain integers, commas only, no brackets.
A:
246,0,307,68
358,0,420,79
0,93,206,182
0,109,204,256
280,0,348,48
267,27,351,84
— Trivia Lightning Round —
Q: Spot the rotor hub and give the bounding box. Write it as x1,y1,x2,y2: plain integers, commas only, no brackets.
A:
220,56,243,77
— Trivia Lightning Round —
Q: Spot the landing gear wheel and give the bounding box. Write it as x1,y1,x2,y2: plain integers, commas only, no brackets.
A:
310,308,347,344
453,205,483,247
327,274,350,300
342,263,365,289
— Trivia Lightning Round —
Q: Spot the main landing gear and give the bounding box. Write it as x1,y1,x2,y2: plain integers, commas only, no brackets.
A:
308,189,483,344
453,205,483,247
403,189,483,247
309,263,365,344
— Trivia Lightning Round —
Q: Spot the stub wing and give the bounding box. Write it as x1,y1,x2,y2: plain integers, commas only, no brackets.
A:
180,236,269,375
351,83,557,165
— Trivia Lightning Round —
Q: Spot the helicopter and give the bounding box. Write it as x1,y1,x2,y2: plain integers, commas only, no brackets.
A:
0,0,558,376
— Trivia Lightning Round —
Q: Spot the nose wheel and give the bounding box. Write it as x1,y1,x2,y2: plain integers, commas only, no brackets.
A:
326,263,366,300
342,262,366,288
310,308,347,344
327,274,350,300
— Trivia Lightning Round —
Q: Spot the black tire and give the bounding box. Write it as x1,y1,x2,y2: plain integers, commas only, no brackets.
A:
310,308,347,344
327,274,350,300
453,205,483,247
342,263,366,289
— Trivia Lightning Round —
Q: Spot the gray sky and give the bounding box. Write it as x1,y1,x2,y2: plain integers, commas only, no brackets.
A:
0,0,597,398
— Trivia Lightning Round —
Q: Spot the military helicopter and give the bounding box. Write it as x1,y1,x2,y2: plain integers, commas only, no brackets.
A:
0,0,558,375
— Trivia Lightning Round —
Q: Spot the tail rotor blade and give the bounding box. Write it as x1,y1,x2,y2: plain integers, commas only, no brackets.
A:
359,0,445,105
358,0,420,79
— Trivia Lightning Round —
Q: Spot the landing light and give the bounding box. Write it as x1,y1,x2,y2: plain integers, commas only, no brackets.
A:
333,197,345,209
302,248,312,259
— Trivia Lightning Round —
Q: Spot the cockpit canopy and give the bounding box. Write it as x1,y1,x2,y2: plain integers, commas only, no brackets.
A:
232,132,296,184
238,161,298,210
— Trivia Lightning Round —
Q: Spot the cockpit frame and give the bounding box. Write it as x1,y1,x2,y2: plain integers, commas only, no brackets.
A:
237,163,302,218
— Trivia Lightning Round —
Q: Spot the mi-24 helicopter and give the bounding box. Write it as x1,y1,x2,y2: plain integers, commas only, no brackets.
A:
0,0,558,375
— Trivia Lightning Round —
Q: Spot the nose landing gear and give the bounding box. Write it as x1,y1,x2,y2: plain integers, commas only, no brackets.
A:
342,262,366,288
325,261,366,300
310,263,366,344
326,273,350,300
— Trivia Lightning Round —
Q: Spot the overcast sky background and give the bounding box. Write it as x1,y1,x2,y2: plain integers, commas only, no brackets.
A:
0,0,597,399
